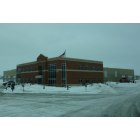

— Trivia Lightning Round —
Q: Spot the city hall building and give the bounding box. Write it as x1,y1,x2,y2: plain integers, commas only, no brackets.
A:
16,54,104,86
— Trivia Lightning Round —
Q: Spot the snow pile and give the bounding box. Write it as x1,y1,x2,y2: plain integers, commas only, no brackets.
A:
1,80,140,94
107,81,140,88
1,83,116,94
97,83,117,94
135,80,140,84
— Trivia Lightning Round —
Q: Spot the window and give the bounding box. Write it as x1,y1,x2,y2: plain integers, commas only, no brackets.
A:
28,67,31,72
62,64,66,80
21,68,23,72
85,65,89,70
96,65,102,71
91,66,95,71
38,65,43,75
24,68,26,72
96,66,99,71
79,65,82,70
61,63,67,86
48,64,56,86
32,66,36,71
115,71,118,78
17,68,21,73
98,66,103,71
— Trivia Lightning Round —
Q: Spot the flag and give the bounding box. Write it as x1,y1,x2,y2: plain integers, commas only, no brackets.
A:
58,50,66,58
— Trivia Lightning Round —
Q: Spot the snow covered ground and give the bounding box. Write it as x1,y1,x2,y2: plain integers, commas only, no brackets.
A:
0,80,140,117
1,83,117,94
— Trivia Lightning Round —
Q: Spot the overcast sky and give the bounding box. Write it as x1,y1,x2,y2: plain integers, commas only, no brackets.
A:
0,23,140,75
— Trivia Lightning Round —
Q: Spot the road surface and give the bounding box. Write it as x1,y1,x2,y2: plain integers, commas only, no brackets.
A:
0,85,140,117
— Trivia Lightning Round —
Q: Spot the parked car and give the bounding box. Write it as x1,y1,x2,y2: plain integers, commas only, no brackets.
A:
119,77,130,83
3,81,16,87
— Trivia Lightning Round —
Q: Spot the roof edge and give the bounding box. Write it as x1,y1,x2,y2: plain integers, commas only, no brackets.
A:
48,57,103,64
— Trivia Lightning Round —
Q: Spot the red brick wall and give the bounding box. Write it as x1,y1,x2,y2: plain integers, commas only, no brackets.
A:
17,57,104,86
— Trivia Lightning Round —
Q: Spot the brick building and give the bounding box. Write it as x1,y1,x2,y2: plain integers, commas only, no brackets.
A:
16,54,104,86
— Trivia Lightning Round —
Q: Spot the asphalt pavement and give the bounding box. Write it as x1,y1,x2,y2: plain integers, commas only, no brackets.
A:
0,87,140,117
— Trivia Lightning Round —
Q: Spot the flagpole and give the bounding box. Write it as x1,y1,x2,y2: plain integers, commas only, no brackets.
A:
65,50,68,89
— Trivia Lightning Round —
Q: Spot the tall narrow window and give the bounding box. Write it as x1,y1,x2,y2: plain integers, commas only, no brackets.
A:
115,71,118,78
48,64,56,86
61,63,66,86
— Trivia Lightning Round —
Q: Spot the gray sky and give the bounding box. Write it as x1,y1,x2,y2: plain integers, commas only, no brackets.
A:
0,23,140,75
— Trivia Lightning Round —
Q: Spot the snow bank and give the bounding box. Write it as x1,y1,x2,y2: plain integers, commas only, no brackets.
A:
2,80,140,94
107,81,140,88
1,83,116,94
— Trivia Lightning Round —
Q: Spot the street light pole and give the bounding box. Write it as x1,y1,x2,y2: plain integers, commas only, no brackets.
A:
64,51,68,90
43,62,45,89
65,59,67,87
